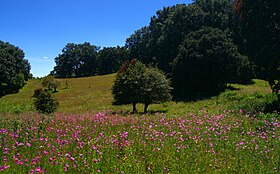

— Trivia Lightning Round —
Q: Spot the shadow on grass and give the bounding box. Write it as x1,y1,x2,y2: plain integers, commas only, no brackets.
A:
173,85,241,102
0,83,26,98
111,109,168,116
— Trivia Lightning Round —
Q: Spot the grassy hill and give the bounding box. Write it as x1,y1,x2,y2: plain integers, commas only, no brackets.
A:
0,73,271,115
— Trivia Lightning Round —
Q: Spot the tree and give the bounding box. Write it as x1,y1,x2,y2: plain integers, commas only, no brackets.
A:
125,1,240,75
112,60,146,112
234,0,280,94
112,60,172,112
41,76,60,92
142,67,172,112
125,27,151,64
0,40,31,96
52,42,100,78
172,27,252,99
42,76,55,90
98,46,128,74
33,89,59,114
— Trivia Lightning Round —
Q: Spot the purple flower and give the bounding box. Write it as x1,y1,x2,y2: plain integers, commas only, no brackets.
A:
0,166,9,171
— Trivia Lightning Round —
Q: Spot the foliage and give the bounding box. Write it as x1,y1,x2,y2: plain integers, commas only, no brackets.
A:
51,42,100,78
33,88,59,114
51,43,129,78
142,67,172,112
172,27,252,99
98,46,128,74
41,76,55,90
112,60,172,112
234,0,280,93
41,76,60,92
125,0,240,74
0,40,31,96
112,60,146,112
234,93,280,114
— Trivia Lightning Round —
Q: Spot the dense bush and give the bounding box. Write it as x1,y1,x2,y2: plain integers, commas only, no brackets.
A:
234,93,279,114
172,27,252,99
33,89,59,114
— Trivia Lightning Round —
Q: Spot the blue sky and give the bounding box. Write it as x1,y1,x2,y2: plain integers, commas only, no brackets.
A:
0,0,191,77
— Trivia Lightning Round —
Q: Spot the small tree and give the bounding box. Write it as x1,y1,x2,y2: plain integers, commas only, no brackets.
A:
33,89,59,114
112,60,172,112
41,76,60,92
142,67,172,112
112,60,146,112
51,81,60,92
41,76,55,90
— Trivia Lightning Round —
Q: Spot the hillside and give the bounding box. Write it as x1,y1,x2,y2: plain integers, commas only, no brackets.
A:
0,73,271,115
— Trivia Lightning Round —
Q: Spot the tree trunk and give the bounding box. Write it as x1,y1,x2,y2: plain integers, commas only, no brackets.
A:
132,103,137,113
144,103,149,113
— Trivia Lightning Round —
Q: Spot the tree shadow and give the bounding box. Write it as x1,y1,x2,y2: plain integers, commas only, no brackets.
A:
0,84,26,98
110,109,168,116
173,85,240,102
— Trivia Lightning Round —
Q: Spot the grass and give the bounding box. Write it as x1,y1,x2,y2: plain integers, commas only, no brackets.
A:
0,111,279,173
0,74,279,173
0,74,272,115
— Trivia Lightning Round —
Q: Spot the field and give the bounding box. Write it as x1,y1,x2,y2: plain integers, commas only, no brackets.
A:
0,74,279,173
0,74,272,115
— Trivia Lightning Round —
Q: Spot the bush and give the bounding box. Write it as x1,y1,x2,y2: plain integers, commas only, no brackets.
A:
235,93,279,114
41,76,60,92
33,89,59,114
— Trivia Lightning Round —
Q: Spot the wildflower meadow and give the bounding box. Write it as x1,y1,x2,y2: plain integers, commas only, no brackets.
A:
0,111,279,173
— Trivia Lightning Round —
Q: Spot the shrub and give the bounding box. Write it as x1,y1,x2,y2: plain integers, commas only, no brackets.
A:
235,93,279,114
41,76,60,92
33,89,59,114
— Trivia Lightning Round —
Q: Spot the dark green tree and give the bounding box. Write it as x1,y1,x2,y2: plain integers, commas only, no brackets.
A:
235,0,280,94
125,27,151,64
33,89,59,114
172,27,252,99
52,42,100,78
112,60,146,112
125,1,240,74
0,40,31,96
98,46,128,74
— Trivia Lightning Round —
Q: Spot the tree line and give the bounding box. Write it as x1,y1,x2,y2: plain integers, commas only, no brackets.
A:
1,0,279,105
50,43,128,78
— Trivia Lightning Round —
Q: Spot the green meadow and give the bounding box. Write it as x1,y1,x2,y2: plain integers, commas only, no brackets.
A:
0,74,271,115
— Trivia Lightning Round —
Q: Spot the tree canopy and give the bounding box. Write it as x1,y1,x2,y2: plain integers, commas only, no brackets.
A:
0,40,31,96
51,43,128,78
172,27,251,99
234,0,280,94
51,42,100,78
112,60,171,112
125,0,240,74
